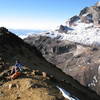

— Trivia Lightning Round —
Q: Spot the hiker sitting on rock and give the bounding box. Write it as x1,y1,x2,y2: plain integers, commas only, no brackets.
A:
11,60,23,74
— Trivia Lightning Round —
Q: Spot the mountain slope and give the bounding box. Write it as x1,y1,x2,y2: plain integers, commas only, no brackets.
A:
0,27,100,100
24,2,100,95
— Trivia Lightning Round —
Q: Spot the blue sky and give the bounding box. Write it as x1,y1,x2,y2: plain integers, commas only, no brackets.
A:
0,0,99,30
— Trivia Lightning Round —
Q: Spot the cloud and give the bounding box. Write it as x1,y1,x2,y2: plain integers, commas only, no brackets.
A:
0,17,61,30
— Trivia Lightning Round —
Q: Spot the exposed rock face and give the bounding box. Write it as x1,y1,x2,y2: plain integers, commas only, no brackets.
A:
68,15,80,26
66,2,100,26
79,2,100,25
79,7,89,16
57,25,73,33
24,35,100,95
58,25,67,33
88,7,100,25
24,2,100,95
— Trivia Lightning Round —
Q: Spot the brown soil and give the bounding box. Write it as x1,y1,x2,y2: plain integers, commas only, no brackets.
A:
0,76,64,100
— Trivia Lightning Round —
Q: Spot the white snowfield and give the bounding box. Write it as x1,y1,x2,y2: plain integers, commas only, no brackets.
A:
38,21,100,46
56,86,79,100
21,19,100,46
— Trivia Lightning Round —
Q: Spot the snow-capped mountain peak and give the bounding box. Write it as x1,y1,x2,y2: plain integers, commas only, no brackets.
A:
30,2,100,46
24,2,100,46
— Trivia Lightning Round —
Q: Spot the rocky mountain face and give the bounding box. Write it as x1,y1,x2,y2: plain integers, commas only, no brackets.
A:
24,2,100,95
24,35,100,94
68,1,100,26
1,27,100,100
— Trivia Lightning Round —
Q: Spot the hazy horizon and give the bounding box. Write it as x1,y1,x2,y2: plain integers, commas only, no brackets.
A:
9,28,47,36
0,0,98,30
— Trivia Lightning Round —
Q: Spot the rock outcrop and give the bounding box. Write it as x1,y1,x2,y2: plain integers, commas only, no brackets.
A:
81,2,100,25
66,2,100,26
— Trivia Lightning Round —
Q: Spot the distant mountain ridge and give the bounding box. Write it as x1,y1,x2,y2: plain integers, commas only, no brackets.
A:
9,29,46,38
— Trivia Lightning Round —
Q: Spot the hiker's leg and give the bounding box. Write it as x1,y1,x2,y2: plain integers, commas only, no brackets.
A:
11,67,15,74
15,67,19,72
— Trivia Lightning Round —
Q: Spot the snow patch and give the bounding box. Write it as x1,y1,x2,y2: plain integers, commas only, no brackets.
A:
36,21,100,46
88,75,98,87
56,86,79,100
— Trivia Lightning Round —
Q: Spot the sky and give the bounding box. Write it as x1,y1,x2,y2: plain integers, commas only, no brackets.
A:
0,0,99,30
